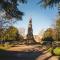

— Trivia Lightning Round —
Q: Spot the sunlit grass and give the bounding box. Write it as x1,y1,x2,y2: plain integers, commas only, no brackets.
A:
47,47,60,56
47,47,53,52
0,43,14,50
53,47,60,56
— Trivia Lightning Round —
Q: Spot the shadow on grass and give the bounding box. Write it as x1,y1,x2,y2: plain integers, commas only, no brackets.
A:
0,49,42,60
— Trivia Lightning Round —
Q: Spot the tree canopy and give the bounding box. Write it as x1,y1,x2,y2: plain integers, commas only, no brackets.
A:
0,0,27,19
40,0,60,8
40,0,60,15
55,18,60,40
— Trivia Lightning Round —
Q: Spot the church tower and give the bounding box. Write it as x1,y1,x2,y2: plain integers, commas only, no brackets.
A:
26,17,36,44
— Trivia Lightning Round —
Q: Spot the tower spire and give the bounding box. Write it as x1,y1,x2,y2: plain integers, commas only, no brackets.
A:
26,17,36,44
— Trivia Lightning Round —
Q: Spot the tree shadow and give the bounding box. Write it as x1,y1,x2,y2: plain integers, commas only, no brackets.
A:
44,55,53,60
0,49,42,60
42,37,54,46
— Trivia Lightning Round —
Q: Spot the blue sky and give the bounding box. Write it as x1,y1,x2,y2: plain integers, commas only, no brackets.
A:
14,0,58,35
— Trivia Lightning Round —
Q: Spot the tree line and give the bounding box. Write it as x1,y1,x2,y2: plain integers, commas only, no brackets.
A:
0,26,24,45
42,18,60,46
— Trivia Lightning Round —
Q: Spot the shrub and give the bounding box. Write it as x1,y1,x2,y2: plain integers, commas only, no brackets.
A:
53,47,60,56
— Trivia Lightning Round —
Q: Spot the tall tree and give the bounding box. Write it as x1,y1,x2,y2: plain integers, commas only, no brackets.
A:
5,26,19,41
42,28,54,46
55,18,60,40
43,28,58,41
43,28,53,38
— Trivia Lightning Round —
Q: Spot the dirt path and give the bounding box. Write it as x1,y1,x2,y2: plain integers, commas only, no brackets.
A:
36,52,52,60
7,45,44,52
4,45,59,60
7,45,36,51
36,52,59,60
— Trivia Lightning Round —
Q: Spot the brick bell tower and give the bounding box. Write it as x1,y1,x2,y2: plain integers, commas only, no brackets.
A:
26,17,36,44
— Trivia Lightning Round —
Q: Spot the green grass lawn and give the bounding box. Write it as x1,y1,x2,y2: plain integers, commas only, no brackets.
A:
53,47,60,56
47,47,53,52
47,47,60,56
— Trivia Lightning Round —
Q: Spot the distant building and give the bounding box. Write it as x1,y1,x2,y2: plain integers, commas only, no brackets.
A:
34,35,39,42
18,27,25,37
34,35,43,42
